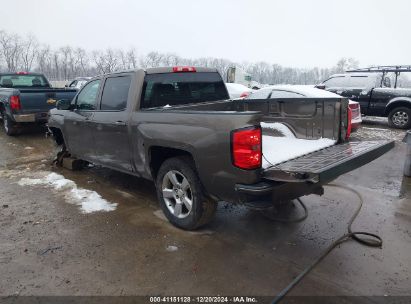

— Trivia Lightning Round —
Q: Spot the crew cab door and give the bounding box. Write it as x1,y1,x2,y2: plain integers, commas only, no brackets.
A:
344,75,374,114
64,79,101,161
89,74,133,172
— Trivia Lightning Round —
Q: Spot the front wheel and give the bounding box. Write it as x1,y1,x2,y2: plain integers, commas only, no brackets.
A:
388,107,411,129
1,113,18,136
156,156,217,230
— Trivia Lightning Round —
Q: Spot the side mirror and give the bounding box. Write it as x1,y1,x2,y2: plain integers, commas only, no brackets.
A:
315,84,326,90
56,99,73,110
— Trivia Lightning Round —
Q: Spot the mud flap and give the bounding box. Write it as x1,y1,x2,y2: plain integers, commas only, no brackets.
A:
263,140,395,184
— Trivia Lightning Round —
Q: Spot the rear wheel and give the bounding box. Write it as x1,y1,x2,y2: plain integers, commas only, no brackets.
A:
388,107,411,129
156,156,217,230
1,113,18,136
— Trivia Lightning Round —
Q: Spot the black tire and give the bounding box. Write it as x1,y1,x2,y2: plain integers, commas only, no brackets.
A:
156,156,217,230
388,107,411,129
1,112,18,136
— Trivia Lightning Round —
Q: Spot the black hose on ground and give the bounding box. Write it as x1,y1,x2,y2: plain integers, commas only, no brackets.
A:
266,184,382,304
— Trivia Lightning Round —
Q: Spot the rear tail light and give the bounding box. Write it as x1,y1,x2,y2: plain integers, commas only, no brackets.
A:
172,66,196,73
346,107,352,140
240,91,250,98
16,71,28,75
10,95,21,110
232,127,262,170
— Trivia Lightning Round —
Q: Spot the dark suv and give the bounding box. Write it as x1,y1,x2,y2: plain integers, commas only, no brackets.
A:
316,66,411,129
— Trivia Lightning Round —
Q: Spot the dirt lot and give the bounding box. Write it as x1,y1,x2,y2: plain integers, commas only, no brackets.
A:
0,118,410,301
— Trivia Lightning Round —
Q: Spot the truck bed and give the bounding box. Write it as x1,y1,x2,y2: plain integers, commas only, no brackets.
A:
150,96,347,142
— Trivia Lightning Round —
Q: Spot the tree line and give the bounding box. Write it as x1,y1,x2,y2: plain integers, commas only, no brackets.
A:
0,29,359,84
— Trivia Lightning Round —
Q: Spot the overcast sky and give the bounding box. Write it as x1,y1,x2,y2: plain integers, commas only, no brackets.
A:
0,0,409,68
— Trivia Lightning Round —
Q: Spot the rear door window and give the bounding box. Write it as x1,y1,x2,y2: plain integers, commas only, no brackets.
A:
141,72,228,108
348,76,372,88
76,80,101,110
100,76,131,111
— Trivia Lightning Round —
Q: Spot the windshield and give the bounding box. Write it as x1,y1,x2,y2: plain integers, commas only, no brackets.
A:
0,74,49,88
141,72,229,108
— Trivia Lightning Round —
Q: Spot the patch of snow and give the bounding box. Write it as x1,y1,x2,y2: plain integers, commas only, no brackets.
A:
166,245,178,252
17,172,117,213
70,188,116,213
262,136,336,168
18,177,44,186
261,122,295,138
24,147,34,150
163,104,171,108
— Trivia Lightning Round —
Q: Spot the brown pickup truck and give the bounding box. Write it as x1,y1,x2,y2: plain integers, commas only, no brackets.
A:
47,67,394,230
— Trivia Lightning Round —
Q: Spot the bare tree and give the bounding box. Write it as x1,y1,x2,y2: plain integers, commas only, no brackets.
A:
92,49,119,74
127,48,138,69
20,34,38,71
74,47,89,76
0,30,23,72
0,29,362,85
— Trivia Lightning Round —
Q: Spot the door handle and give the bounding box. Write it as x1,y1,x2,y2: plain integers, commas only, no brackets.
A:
114,121,126,126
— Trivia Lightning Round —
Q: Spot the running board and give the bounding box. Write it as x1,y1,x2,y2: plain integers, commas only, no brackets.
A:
263,140,395,183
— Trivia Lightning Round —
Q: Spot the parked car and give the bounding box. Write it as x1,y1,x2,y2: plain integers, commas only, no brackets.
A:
66,77,92,90
225,83,254,99
246,85,362,130
0,72,78,135
48,67,393,230
316,65,411,129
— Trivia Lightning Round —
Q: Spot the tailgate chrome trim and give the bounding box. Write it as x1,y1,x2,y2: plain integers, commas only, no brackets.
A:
263,140,395,183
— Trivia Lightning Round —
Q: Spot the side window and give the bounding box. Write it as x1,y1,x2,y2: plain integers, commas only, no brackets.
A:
100,76,131,110
348,76,371,88
76,80,101,110
69,80,77,88
323,76,347,88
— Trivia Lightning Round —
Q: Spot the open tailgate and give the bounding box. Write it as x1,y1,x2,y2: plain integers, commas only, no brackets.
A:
263,140,394,183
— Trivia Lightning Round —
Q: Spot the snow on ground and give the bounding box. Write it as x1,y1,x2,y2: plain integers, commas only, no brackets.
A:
353,126,406,142
17,172,117,213
262,136,336,167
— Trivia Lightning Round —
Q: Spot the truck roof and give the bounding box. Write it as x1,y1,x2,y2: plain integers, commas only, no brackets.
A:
145,67,219,74
329,73,379,78
94,67,220,78
0,72,45,76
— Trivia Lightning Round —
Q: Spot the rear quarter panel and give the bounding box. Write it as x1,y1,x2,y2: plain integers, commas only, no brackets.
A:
130,110,263,202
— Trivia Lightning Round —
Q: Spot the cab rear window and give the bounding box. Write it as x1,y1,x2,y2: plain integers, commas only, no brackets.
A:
141,72,229,108
0,74,49,88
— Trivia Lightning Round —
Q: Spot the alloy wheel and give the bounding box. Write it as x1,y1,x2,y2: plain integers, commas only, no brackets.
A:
392,111,409,127
162,170,193,219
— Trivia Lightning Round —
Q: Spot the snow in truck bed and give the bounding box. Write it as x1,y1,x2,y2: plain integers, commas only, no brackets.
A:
261,122,336,168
